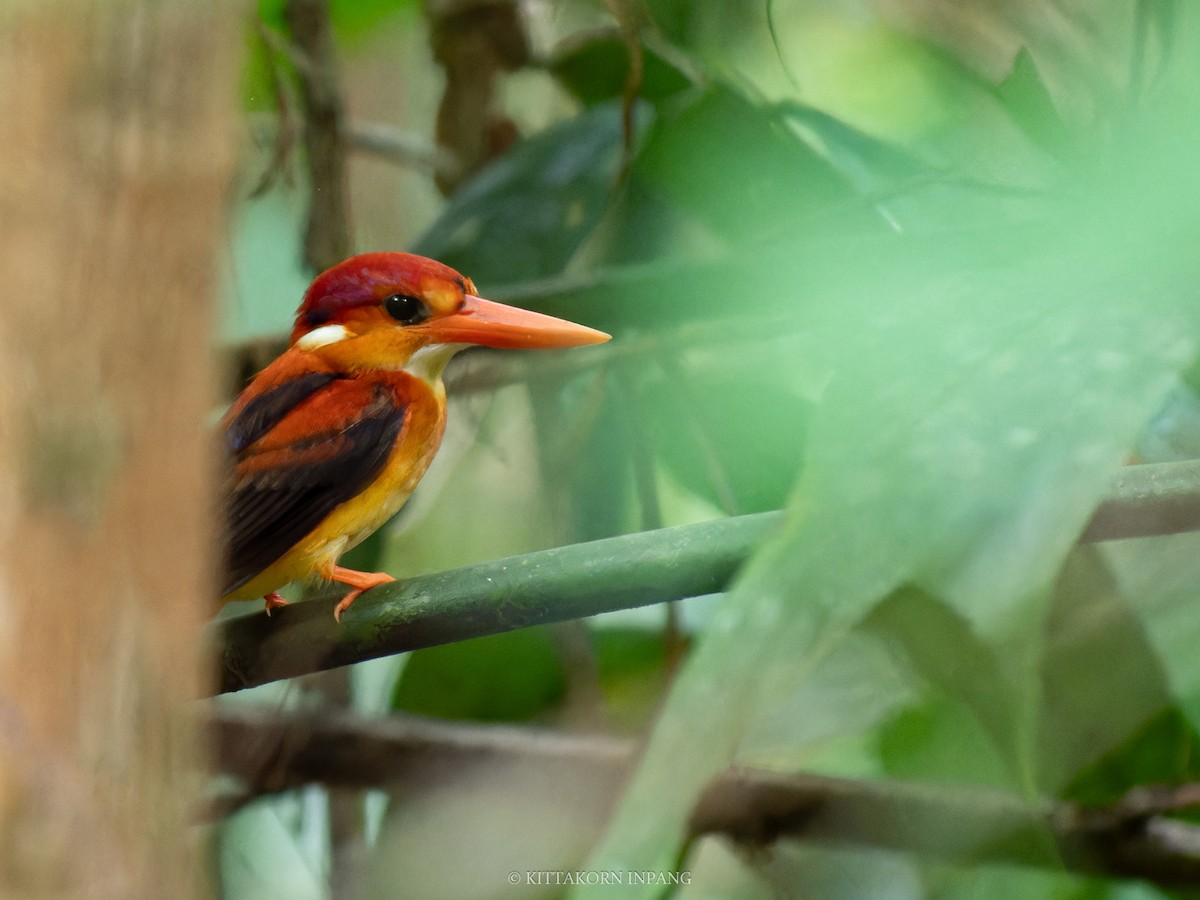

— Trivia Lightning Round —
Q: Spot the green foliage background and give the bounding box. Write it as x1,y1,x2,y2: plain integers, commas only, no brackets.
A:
217,1,1200,897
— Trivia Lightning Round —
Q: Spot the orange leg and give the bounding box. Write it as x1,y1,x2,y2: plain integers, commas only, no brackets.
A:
263,592,289,615
328,566,395,623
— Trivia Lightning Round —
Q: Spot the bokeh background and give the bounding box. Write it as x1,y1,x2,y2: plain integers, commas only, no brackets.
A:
7,1,1200,898
215,2,1200,898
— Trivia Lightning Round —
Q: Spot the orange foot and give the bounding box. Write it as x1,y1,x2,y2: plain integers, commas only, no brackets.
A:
329,566,395,623
263,592,289,615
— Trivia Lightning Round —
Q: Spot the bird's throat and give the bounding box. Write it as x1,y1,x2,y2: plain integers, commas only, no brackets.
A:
404,342,467,396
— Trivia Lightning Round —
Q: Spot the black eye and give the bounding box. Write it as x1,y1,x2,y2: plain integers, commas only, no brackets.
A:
383,293,429,325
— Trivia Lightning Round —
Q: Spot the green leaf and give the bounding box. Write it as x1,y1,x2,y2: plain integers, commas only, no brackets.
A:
1106,531,1200,736
529,370,638,544
592,628,672,733
865,587,1023,786
638,372,809,514
995,49,1073,155
1062,708,1200,808
412,102,639,284
575,244,1196,897
924,864,1170,900
329,0,418,41
634,85,880,245
879,698,1014,789
257,0,418,41
1037,547,1178,796
391,628,566,722
550,32,694,107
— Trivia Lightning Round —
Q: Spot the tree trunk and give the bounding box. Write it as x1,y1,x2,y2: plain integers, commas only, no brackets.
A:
0,3,235,896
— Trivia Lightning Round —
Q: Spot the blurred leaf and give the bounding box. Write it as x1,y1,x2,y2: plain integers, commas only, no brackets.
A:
592,627,672,732
577,238,1196,895
995,48,1073,155
219,792,326,900
1063,708,1200,808
775,101,931,196
774,100,1048,236
639,0,764,54
1106,532,1200,734
639,371,809,514
530,368,637,544
865,587,1023,785
256,0,288,32
391,628,566,722
241,23,281,113
550,30,694,106
412,102,640,284
879,697,1014,789
739,629,917,774
258,0,417,40
727,843,924,900
1037,547,1177,795
328,0,418,40
1137,382,1200,462
924,863,1170,900
635,84,880,246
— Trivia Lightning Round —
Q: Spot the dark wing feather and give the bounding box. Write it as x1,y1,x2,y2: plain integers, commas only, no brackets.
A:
221,378,407,594
226,372,339,452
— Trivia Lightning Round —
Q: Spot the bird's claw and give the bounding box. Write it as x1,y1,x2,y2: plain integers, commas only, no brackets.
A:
263,592,289,616
330,571,396,622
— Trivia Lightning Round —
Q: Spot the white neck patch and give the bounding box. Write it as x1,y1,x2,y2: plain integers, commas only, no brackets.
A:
405,343,468,385
295,323,351,350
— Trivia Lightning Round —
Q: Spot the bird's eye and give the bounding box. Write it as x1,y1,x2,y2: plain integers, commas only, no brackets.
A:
383,293,429,326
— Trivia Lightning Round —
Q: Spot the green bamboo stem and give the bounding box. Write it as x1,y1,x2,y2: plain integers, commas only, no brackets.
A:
217,510,784,693
216,459,1200,695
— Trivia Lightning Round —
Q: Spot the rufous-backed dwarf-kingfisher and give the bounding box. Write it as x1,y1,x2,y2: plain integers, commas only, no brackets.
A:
219,252,609,621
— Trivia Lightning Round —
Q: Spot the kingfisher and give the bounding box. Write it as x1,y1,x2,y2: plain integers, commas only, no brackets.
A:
219,252,609,620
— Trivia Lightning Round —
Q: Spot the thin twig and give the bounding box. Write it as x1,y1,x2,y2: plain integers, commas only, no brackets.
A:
249,21,303,197
346,120,458,174
283,0,352,271
603,0,644,172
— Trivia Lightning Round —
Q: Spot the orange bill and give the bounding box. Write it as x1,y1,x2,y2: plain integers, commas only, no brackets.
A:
423,296,610,349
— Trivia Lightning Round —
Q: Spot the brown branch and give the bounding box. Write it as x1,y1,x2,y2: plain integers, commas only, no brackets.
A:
602,0,645,168
688,766,1200,888
346,119,458,175
427,0,530,195
208,704,633,816
209,705,1200,887
283,0,352,271
1080,458,1200,540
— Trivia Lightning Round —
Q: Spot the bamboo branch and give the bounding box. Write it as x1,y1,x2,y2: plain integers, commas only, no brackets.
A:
215,460,1200,695
216,510,779,693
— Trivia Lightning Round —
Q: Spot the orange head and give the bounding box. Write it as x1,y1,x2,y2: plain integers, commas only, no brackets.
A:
290,253,608,373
